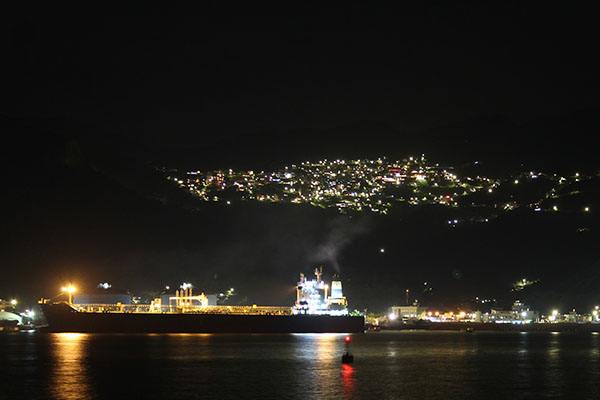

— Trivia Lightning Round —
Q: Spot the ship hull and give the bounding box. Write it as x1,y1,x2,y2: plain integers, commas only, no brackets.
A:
40,303,365,333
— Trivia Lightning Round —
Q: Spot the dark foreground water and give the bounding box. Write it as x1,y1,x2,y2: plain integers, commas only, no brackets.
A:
1,331,599,399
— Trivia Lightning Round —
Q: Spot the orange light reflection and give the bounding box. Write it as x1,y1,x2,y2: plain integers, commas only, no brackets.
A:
50,333,92,400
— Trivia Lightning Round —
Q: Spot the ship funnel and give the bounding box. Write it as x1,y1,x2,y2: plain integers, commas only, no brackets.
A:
315,266,323,282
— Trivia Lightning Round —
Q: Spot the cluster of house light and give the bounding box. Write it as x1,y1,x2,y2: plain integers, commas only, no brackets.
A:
167,157,595,219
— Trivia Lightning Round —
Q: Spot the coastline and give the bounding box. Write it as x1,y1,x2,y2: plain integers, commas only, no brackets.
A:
385,322,600,332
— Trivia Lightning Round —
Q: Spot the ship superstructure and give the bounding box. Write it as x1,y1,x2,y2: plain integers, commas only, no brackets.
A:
293,267,348,316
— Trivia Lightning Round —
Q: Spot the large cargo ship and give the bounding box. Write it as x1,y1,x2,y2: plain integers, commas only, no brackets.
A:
39,268,364,333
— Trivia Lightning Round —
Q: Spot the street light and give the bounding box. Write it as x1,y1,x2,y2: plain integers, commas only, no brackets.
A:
62,285,76,304
10,299,17,306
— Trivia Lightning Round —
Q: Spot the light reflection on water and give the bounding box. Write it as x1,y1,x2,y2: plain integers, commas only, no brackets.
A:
2,331,600,400
291,333,349,398
50,333,92,400
544,330,563,396
340,364,356,399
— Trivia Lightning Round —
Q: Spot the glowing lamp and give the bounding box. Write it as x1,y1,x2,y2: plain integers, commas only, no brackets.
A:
345,336,351,343
62,284,76,304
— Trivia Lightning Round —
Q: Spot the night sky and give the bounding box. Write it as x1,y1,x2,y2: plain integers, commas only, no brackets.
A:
3,4,599,312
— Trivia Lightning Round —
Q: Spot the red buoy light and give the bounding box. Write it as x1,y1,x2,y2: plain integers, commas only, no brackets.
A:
345,336,351,343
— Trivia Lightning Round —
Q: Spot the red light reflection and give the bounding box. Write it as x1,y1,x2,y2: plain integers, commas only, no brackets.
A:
340,363,355,398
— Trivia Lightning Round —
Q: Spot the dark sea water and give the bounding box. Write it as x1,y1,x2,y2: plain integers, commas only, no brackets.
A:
1,330,599,400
